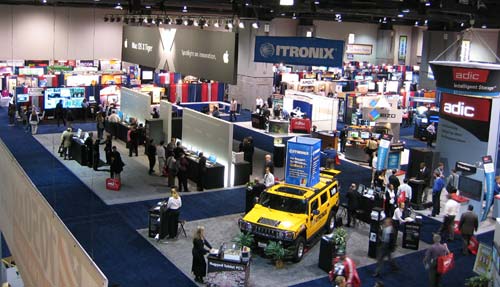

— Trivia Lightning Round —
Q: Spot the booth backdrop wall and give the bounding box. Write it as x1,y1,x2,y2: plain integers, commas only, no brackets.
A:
159,100,172,143
182,108,233,187
0,140,108,287
0,5,121,60
120,87,152,124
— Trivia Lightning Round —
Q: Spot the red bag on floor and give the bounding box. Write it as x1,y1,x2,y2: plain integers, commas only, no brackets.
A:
335,155,341,166
454,221,461,235
437,252,455,274
106,178,121,191
468,236,479,255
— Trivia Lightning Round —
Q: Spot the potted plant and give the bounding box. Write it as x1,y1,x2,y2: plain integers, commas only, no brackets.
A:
332,227,347,254
232,232,255,249
264,241,290,269
465,274,491,287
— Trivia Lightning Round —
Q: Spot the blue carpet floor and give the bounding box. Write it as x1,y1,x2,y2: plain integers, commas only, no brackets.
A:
36,121,97,134
0,108,196,287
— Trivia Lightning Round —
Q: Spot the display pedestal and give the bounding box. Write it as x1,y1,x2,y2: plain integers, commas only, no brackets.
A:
71,137,87,165
368,207,384,259
402,220,421,250
148,206,160,238
409,179,426,210
206,256,250,287
318,234,335,273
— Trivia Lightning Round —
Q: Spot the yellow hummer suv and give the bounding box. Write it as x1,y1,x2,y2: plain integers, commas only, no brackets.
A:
239,169,340,262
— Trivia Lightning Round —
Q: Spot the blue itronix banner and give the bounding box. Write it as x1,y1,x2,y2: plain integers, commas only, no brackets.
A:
254,36,344,67
376,134,393,171
285,137,322,187
481,155,496,221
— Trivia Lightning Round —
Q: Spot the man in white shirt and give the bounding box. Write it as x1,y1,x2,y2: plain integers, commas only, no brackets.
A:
255,96,263,110
397,178,413,204
371,153,378,184
426,122,436,148
157,141,166,176
442,192,459,241
263,167,275,188
108,110,121,123
230,98,238,122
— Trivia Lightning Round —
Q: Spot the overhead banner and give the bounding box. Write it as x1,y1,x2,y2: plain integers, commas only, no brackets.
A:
285,137,321,187
430,61,500,96
376,134,393,171
481,155,495,221
362,108,402,123
345,44,372,55
254,36,344,67
122,26,238,84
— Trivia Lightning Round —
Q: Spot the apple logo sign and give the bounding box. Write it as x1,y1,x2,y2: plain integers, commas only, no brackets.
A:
223,50,229,64
124,39,128,49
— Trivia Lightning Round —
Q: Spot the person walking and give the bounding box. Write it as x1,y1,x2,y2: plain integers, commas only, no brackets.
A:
166,154,177,187
346,183,359,228
28,109,40,135
84,133,94,168
388,169,400,191
128,126,139,157
423,234,449,287
110,146,124,181
373,218,398,277
66,109,74,129
426,122,436,148
157,140,166,176
55,100,66,127
147,139,156,175
81,98,89,121
459,205,479,255
191,226,212,284
365,137,378,167
441,192,459,241
241,137,254,174
60,128,73,160
430,172,445,217
8,103,16,126
339,126,348,153
446,169,459,191
96,113,105,141
166,137,176,158
417,162,431,204
229,98,237,122
177,153,189,192
197,152,207,191
330,248,361,287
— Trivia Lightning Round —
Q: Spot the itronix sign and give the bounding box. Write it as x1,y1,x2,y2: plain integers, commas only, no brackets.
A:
254,36,344,67
122,26,238,84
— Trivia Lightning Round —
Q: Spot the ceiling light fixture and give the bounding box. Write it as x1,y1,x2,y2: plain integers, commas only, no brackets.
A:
239,21,245,29
114,3,122,10
252,21,259,29
425,1,431,6
280,0,294,6
397,13,404,18
214,20,220,28
145,5,151,9
182,5,188,12
227,20,233,29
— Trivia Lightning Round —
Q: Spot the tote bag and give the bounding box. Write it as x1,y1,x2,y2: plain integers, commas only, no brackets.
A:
437,252,454,274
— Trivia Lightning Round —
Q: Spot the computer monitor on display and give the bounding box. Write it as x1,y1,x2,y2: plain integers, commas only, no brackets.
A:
371,133,380,139
208,155,217,163
360,132,371,139
349,131,359,138
458,176,483,201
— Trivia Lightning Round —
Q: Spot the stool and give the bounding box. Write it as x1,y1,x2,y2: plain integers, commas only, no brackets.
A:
178,219,187,238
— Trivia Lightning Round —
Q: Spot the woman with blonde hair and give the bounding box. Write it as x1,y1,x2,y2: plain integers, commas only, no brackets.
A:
166,188,182,239
192,226,212,283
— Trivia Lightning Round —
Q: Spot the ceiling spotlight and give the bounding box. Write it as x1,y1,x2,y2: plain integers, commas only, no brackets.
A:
425,1,431,6
145,5,151,9
292,13,297,20
194,19,199,26
280,0,294,6
252,21,259,29
239,21,245,29
227,20,233,29
214,20,220,28
114,3,122,10
182,5,188,12
175,18,183,25
104,16,109,22
402,8,410,13
397,13,404,18
482,25,487,29
414,21,419,26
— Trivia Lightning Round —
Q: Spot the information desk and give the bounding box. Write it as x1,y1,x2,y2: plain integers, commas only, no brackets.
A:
71,137,88,166
207,255,250,287
313,131,339,150
344,139,369,162
251,113,266,130
269,119,289,134
185,153,225,189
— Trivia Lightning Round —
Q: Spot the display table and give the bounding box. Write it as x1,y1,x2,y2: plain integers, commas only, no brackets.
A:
269,119,289,134
344,139,369,162
185,154,225,189
207,255,250,287
71,137,87,166
233,161,252,186
357,193,384,224
105,121,130,143
314,131,339,150
251,113,266,130
402,219,422,250
290,118,311,133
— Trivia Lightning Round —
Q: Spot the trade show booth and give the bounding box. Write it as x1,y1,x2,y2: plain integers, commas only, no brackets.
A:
283,90,339,131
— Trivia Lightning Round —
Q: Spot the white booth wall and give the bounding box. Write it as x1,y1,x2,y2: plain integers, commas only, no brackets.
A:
159,100,173,143
283,90,339,131
120,87,152,124
181,108,233,187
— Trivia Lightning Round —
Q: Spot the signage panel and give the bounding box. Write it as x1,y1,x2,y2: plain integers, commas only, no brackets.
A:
430,61,500,96
254,36,344,67
376,134,392,171
345,44,372,55
285,137,321,187
122,26,238,84
482,155,496,221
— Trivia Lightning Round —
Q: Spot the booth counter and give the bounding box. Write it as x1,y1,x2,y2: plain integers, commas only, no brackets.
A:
251,113,266,130
185,152,225,189
206,253,250,287
71,137,88,166
345,139,369,163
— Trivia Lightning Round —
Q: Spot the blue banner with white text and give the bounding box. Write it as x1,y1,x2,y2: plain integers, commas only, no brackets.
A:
254,36,344,67
376,134,393,171
285,137,322,187
481,155,495,221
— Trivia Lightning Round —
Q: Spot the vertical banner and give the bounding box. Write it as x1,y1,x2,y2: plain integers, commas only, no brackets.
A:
398,36,407,62
376,134,393,171
481,155,496,221
285,137,321,187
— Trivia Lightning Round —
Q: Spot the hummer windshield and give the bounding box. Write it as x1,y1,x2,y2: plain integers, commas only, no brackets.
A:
259,192,307,214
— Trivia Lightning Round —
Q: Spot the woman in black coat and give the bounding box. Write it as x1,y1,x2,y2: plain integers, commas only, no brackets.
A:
192,226,212,283
110,146,124,181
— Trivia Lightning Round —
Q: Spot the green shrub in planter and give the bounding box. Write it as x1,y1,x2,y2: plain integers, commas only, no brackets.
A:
465,274,491,287
232,232,255,249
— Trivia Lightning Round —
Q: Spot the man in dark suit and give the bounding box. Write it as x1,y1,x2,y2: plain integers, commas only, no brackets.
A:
197,152,207,191
416,162,431,203
388,169,401,191
459,205,479,255
339,126,348,153
346,183,359,227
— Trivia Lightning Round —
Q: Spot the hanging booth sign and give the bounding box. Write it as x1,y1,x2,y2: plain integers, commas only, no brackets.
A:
254,36,344,67
285,137,321,187
376,134,393,171
345,44,373,55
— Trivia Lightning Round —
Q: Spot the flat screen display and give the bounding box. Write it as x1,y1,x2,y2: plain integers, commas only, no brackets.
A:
371,133,381,139
17,94,29,103
142,70,154,80
458,176,483,201
360,131,371,139
44,87,86,109
349,131,359,138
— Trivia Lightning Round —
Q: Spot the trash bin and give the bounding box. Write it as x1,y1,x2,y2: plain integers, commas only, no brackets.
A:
318,233,336,273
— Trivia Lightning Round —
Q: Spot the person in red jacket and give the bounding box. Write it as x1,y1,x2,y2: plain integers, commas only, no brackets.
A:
329,248,361,287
